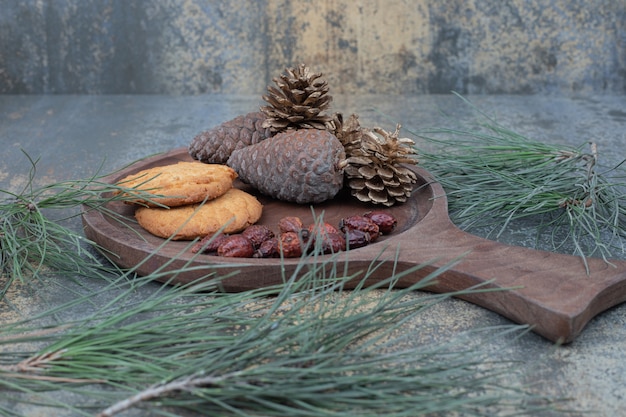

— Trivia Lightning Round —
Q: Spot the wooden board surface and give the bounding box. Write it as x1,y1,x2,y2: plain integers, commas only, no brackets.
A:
82,147,626,343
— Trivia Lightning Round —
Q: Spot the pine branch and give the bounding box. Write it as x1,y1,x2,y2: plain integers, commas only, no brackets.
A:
97,371,241,417
405,93,626,265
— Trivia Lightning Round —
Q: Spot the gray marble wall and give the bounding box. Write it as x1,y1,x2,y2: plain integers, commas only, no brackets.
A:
1,0,625,95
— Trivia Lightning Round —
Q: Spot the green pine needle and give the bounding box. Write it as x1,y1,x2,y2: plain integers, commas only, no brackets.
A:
0,252,566,416
0,151,179,301
407,93,626,268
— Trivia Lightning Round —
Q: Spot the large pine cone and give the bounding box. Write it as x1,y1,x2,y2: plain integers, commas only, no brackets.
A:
260,64,333,133
227,129,346,204
189,112,272,164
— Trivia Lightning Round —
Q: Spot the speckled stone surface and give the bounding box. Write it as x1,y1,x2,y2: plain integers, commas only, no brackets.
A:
1,94,625,416
1,1,625,95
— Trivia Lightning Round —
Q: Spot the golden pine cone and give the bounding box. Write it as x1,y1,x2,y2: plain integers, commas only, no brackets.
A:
329,112,363,156
260,64,333,133
343,125,418,206
189,112,272,164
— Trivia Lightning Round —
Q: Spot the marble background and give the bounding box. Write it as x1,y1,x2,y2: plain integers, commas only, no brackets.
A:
1,0,625,95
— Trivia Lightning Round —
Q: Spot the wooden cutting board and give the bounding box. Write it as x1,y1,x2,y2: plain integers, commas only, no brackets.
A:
82,147,626,343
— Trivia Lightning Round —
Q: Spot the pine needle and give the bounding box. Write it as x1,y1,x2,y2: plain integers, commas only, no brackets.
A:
0,253,567,416
406,93,626,268
0,150,178,302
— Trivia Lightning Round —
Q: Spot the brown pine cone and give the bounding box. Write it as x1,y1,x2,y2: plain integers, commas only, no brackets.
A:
226,129,347,204
189,112,272,164
260,64,333,133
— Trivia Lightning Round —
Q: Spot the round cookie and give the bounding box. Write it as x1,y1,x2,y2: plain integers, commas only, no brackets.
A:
116,161,237,207
135,188,263,240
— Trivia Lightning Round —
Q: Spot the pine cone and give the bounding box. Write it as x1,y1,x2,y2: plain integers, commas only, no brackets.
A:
260,64,333,133
329,112,363,155
343,124,418,207
227,129,346,204
189,112,272,164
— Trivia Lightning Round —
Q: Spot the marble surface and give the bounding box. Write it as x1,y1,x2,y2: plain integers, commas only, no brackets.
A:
1,94,626,416
1,1,625,95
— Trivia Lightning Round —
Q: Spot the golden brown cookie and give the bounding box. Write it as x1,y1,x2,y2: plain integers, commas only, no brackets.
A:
135,188,263,240
116,161,237,207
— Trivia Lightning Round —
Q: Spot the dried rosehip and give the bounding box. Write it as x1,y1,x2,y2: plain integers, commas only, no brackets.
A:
339,215,380,242
303,222,336,252
279,231,304,258
307,222,339,237
242,224,275,248
363,211,398,235
278,216,304,234
192,233,229,254
344,228,371,248
217,235,254,258
254,237,280,258
320,232,346,254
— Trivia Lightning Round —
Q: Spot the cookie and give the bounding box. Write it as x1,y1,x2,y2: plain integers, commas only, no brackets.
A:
116,161,237,207
135,188,263,240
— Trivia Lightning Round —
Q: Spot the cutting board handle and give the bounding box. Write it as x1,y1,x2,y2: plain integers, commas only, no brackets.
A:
392,215,626,343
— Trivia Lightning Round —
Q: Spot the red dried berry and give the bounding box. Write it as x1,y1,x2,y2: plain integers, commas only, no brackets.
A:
277,216,304,234
344,228,371,248
279,231,304,258
307,222,340,237
217,235,255,258
320,232,346,254
191,233,229,254
363,211,398,234
242,224,275,248
254,237,280,258
303,222,338,252
339,215,380,242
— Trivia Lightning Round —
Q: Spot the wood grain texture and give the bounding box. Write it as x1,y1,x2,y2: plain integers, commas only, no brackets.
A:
82,147,626,343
